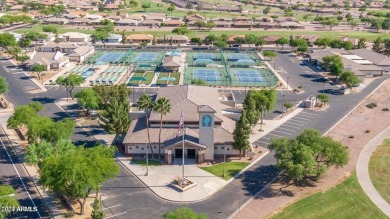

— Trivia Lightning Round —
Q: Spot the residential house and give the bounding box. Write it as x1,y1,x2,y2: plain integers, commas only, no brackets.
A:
68,46,95,63
115,18,139,26
169,0,187,8
258,22,280,29
146,14,166,22
10,5,24,11
105,34,123,43
211,17,232,22
162,56,181,71
40,43,79,53
233,21,253,28
127,14,144,21
164,19,184,27
118,12,129,18
348,48,390,71
59,32,90,42
68,18,91,25
24,51,70,70
261,35,282,44
185,14,205,22
125,34,154,43
44,18,69,25
140,20,161,27
279,21,304,29
108,15,122,21
84,14,103,22
64,14,80,20
232,16,252,22
213,21,231,28
215,5,240,12
228,35,246,44
157,35,189,44
105,4,119,10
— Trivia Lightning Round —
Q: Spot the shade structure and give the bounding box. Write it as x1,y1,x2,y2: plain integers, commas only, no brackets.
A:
130,76,147,81
158,77,176,81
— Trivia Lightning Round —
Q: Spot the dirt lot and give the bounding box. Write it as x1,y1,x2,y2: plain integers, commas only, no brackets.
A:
234,79,390,219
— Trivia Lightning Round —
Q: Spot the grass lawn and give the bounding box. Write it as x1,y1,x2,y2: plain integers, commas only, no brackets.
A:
13,24,95,35
369,138,390,204
157,72,180,85
128,72,154,85
272,173,387,219
131,159,162,166
200,162,249,180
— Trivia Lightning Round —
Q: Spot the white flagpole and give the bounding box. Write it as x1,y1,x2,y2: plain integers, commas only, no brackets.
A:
182,109,185,182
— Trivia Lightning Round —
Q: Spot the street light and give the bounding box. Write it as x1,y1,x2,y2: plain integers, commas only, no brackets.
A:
145,143,149,176
286,76,290,90
281,91,285,113
0,194,15,199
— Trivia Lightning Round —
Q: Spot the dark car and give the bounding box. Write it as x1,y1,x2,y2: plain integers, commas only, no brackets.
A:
314,77,329,82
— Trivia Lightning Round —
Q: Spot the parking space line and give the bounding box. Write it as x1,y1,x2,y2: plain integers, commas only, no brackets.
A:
301,111,317,116
297,113,316,118
293,117,311,121
272,130,293,135
261,136,271,140
280,124,302,129
277,127,296,132
288,119,307,125
105,212,127,219
255,140,269,145
284,122,304,126
268,133,284,138
102,204,121,211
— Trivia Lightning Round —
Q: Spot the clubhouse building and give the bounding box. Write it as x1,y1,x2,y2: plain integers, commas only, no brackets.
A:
122,85,241,164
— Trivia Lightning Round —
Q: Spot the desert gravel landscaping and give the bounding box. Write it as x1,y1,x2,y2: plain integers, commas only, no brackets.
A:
234,79,390,219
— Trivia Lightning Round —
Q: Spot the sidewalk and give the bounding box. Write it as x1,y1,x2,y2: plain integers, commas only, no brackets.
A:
356,125,390,217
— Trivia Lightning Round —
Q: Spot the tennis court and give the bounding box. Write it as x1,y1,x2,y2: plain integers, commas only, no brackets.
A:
193,53,217,60
96,52,126,63
133,53,159,62
234,69,264,82
227,54,251,60
193,69,220,81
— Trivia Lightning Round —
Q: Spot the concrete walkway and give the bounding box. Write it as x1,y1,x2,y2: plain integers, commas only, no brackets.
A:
356,125,390,217
117,157,226,202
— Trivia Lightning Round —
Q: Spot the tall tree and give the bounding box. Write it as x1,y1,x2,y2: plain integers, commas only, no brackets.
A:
0,76,8,95
0,185,19,218
100,99,131,145
154,98,171,159
269,129,348,183
75,88,100,116
137,94,155,158
25,139,76,166
91,31,109,48
31,64,46,83
233,109,250,158
263,50,277,62
7,102,42,131
322,55,344,77
314,37,332,48
373,37,383,53
93,84,130,109
164,207,207,219
357,38,366,49
167,5,175,14
243,90,260,131
56,73,83,101
0,33,16,50
339,71,360,88
275,37,289,51
255,89,277,131
39,145,119,216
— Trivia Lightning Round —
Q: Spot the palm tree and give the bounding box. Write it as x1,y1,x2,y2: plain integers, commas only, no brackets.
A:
137,94,155,158
154,98,171,159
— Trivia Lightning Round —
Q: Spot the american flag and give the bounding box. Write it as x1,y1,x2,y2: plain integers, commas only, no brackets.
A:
176,110,184,138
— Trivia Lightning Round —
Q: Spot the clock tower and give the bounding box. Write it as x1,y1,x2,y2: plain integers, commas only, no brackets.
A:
198,105,216,161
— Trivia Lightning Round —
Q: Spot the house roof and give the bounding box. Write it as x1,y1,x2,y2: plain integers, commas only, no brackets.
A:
60,32,90,39
158,35,188,41
40,43,78,49
25,51,68,66
126,34,153,40
261,35,282,42
107,34,122,40
140,19,161,24
164,19,184,25
348,49,390,66
162,56,181,67
68,46,94,56
116,18,138,24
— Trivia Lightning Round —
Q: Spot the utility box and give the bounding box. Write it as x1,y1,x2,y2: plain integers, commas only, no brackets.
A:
302,95,317,108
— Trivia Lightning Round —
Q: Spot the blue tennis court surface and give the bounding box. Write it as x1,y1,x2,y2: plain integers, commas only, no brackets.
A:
193,53,217,59
96,52,126,63
133,53,159,62
228,54,251,60
193,69,220,81
234,69,264,82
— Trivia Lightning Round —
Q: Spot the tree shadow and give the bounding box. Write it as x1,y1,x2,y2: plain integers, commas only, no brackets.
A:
30,97,57,104
239,165,280,197
299,73,318,79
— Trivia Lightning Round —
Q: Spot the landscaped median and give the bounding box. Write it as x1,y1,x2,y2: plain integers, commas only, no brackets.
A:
131,159,162,166
200,162,249,181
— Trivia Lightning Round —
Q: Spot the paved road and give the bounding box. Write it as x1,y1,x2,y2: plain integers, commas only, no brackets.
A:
0,126,50,218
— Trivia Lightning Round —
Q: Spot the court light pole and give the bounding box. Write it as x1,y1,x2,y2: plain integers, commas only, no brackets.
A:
146,143,149,176
223,145,227,178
